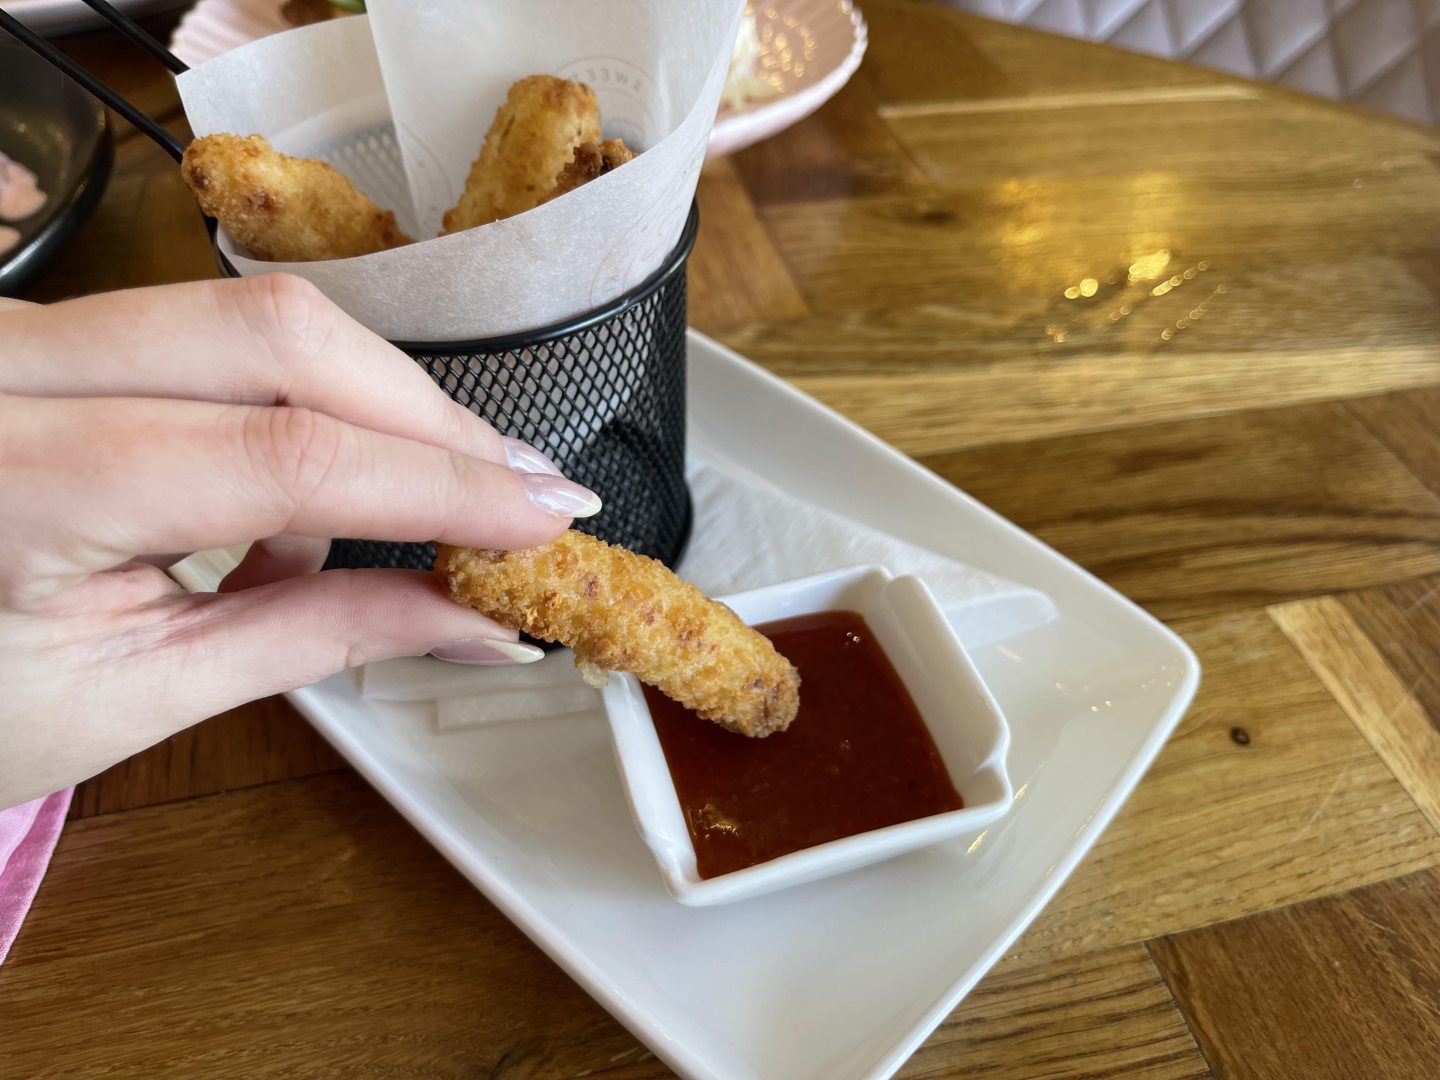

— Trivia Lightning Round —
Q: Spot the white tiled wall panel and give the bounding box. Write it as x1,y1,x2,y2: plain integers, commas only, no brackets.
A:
946,0,1438,123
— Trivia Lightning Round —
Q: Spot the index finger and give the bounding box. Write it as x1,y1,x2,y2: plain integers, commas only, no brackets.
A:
1,394,598,593
0,274,513,466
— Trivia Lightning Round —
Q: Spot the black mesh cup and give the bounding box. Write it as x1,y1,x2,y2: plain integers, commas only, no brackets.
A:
214,202,698,573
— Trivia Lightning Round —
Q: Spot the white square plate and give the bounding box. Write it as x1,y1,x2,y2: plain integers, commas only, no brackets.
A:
178,329,1200,1080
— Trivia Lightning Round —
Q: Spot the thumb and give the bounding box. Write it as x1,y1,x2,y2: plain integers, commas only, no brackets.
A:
1,569,537,808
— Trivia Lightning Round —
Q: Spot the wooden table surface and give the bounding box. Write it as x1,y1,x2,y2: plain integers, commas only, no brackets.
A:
6,2,1440,1076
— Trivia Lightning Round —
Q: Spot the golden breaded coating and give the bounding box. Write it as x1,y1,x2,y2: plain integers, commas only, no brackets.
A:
544,138,637,202
441,75,601,233
182,134,411,262
436,532,801,737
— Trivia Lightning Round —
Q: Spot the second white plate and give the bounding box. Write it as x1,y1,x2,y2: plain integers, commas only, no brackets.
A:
177,329,1199,1079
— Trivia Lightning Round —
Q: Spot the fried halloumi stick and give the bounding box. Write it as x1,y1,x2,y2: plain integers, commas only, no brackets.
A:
441,75,601,233
182,134,411,262
543,138,637,203
436,532,801,737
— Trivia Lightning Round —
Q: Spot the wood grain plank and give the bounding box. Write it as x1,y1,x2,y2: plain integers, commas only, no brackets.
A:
51,13,188,140
716,330,1440,461
879,84,1256,120
886,93,1437,187
858,0,1226,109
3,774,1214,1080
1339,575,1440,736
2,773,664,1078
1007,609,1440,960
757,165,1439,316
1272,594,1440,834
111,111,194,174
688,156,809,330
1350,387,1440,500
69,696,345,820
1150,866,1440,1079
901,946,1211,1079
919,403,1440,621
727,75,933,206
717,238,1440,373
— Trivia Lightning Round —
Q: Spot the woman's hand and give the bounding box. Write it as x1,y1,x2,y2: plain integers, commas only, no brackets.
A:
0,274,598,807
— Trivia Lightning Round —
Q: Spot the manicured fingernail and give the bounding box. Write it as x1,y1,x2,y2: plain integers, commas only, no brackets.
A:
502,436,562,476
520,472,602,518
430,638,545,665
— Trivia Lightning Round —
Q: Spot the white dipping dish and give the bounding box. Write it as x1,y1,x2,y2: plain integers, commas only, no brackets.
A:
600,565,1014,906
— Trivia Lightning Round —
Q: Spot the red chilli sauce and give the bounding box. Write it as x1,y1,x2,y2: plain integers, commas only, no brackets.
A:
643,610,963,880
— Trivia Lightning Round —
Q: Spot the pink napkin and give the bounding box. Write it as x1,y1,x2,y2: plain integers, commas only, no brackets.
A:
0,788,72,966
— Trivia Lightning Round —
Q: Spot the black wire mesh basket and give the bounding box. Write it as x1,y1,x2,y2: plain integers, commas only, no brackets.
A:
215,202,699,574
0,0,699,574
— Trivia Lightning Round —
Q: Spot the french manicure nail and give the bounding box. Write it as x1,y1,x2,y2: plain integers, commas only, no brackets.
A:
520,472,603,518
430,637,545,665
502,436,562,476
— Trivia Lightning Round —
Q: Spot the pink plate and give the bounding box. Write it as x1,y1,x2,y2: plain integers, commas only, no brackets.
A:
168,0,866,156
712,0,867,156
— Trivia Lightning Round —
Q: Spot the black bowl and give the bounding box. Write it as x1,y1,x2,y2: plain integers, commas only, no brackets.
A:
0,40,113,294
